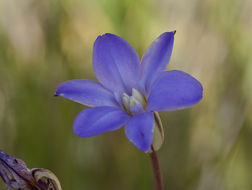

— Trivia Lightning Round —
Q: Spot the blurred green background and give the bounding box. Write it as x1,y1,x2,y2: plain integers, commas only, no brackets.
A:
0,0,252,189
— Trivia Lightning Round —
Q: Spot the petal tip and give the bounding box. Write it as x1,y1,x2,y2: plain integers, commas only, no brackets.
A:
54,89,64,97
96,33,115,41
73,123,82,138
198,86,204,101
54,90,60,96
162,30,176,36
143,145,152,153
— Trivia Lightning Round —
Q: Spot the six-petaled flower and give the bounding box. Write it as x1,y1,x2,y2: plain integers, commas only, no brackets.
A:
55,31,203,152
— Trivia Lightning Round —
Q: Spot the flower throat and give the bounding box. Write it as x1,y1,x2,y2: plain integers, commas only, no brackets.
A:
122,88,147,115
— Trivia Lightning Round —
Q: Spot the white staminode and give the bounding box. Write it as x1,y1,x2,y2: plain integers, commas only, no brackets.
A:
122,88,146,114
122,93,131,111
132,88,145,107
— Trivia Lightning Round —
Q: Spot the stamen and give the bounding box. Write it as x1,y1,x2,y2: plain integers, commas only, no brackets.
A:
132,88,145,107
122,89,146,115
122,93,130,111
129,96,139,107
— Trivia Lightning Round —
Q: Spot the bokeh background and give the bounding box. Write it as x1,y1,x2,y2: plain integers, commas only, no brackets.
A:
0,0,252,189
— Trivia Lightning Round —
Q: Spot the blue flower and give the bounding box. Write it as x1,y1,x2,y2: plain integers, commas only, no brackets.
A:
55,32,203,152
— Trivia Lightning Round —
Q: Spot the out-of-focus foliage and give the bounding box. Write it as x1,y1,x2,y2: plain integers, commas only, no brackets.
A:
0,0,251,189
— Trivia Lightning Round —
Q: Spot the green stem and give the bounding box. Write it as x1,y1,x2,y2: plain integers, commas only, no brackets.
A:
149,146,164,190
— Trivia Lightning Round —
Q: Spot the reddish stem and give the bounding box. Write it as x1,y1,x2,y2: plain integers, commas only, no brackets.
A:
149,147,164,190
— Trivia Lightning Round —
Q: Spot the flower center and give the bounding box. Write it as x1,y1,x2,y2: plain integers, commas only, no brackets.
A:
122,88,147,115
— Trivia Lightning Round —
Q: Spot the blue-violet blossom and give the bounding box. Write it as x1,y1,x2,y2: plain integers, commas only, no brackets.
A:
55,31,203,152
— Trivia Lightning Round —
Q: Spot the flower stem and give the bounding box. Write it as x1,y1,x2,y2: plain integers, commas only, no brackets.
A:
149,146,163,190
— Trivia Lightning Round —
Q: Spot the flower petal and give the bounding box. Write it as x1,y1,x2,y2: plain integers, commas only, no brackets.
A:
140,31,175,93
74,106,130,137
130,104,145,115
93,33,140,94
55,80,118,107
125,112,154,152
147,70,203,111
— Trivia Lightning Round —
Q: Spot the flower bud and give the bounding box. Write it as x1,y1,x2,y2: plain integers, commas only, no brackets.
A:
32,168,62,190
0,151,62,190
148,112,164,153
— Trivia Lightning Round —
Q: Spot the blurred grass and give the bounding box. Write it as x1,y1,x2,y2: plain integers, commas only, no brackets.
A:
0,0,252,189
